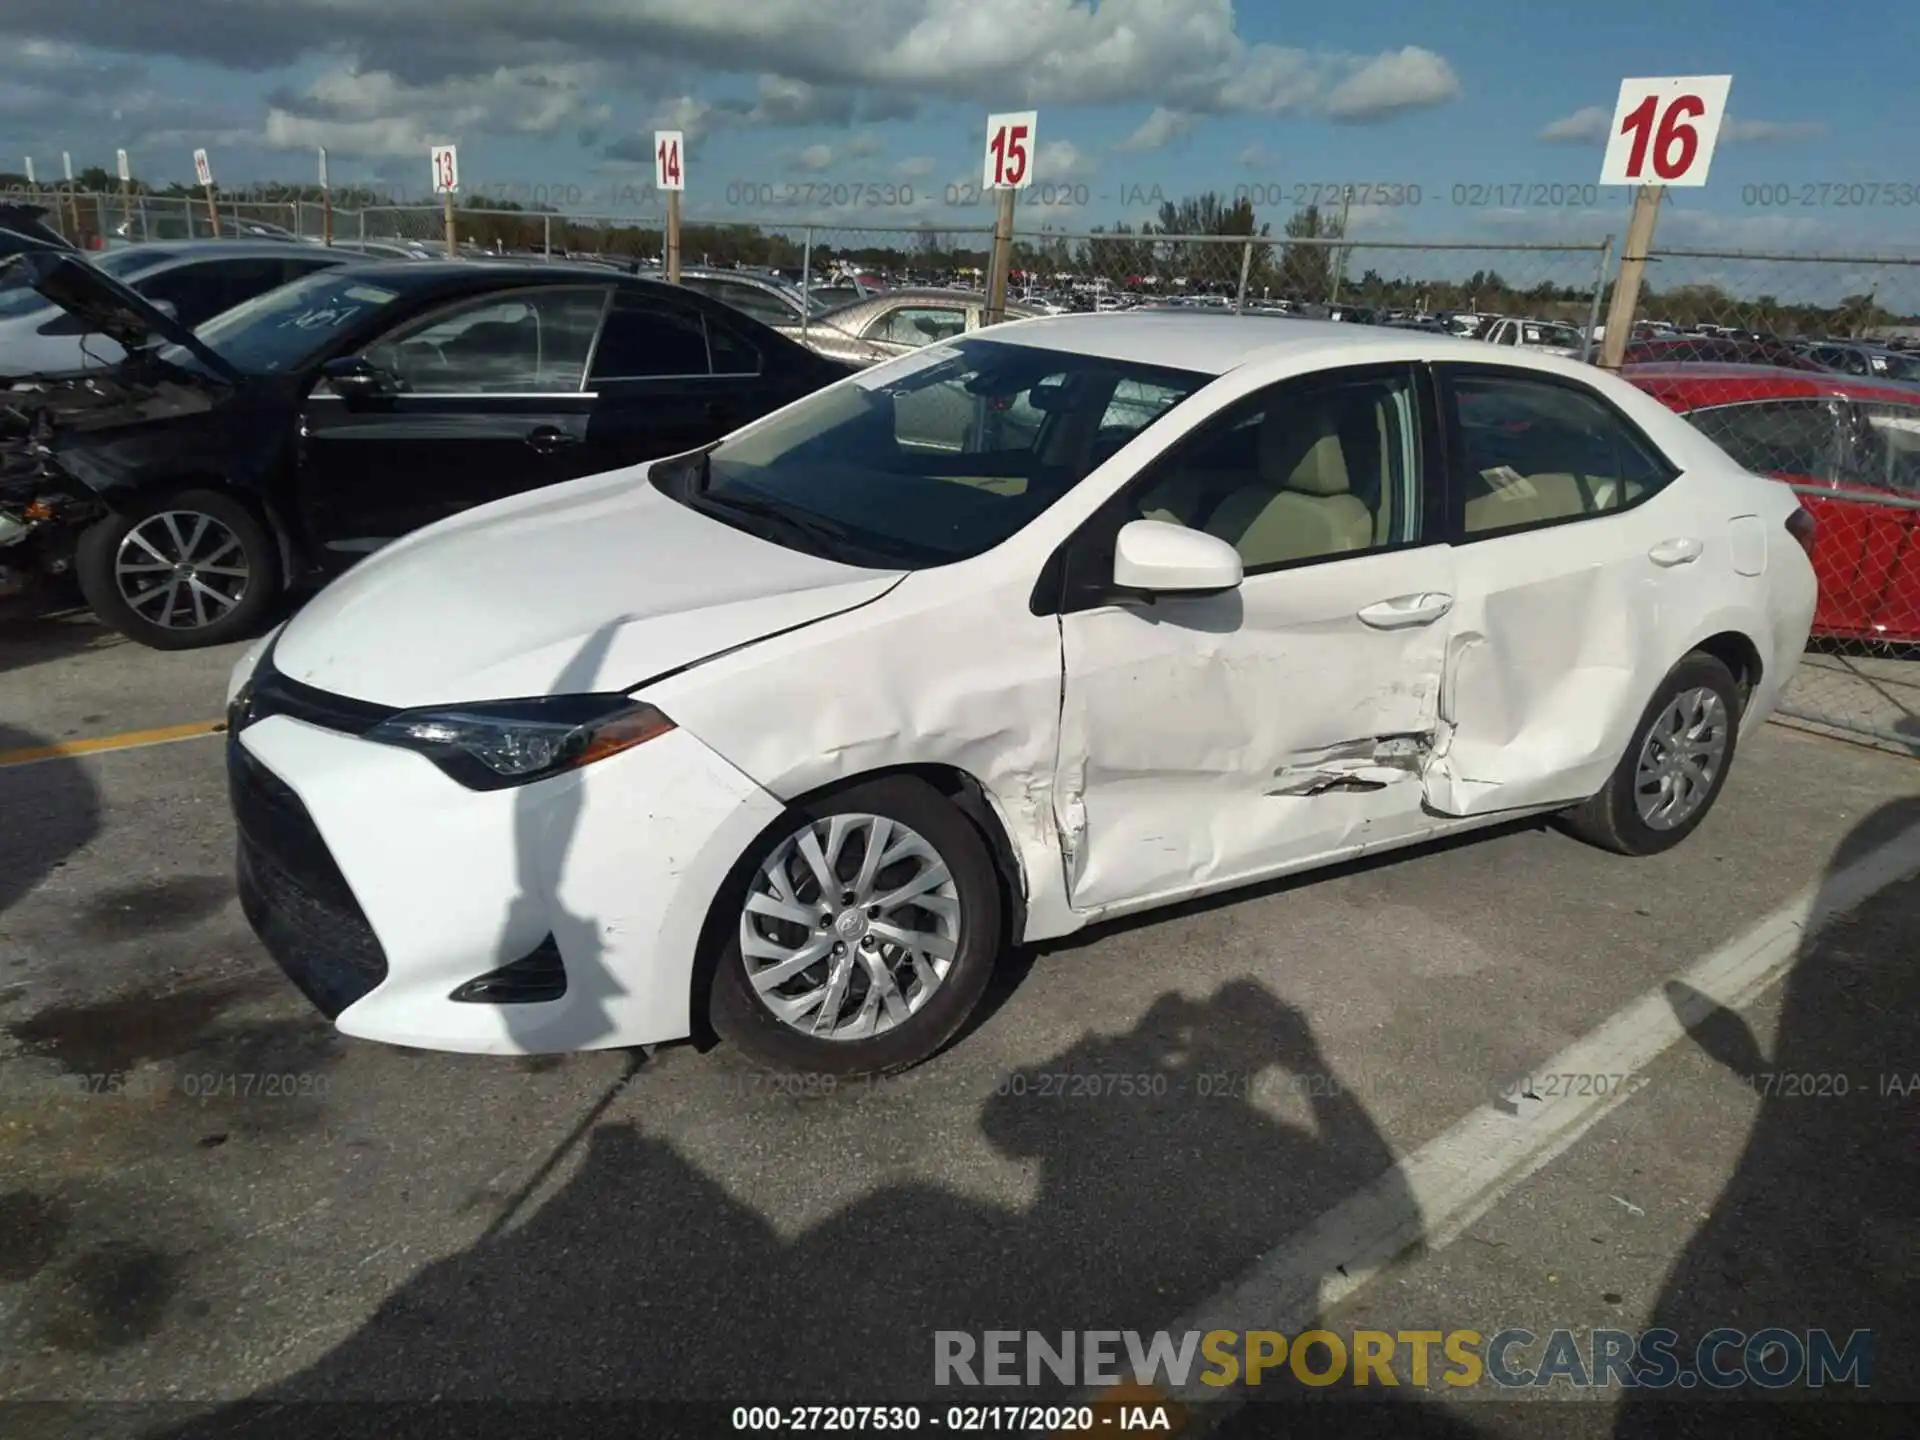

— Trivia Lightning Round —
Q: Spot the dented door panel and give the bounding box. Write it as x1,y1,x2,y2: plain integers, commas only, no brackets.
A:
1056,545,1453,913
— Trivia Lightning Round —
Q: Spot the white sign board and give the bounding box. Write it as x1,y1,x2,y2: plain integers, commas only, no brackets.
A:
116,149,131,184
654,131,684,190
1599,75,1732,187
193,148,213,187
431,144,459,194
23,157,34,184
318,147,329,189
982,111,1037,190
62,151,73,181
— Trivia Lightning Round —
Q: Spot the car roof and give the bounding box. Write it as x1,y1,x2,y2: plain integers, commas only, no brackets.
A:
106,239,348,265
1621,362,1920,409
979,312,1518,375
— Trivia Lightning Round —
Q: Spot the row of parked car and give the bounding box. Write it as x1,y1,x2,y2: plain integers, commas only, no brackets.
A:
1,207,1915,651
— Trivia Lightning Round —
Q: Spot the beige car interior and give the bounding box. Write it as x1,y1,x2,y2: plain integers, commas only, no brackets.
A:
1457,407,1650,532
1135,387,1404,567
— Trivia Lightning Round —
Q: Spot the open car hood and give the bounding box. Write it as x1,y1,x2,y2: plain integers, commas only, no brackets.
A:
0,251,240,381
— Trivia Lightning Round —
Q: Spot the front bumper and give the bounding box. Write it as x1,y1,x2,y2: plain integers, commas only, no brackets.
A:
229,710,787,1054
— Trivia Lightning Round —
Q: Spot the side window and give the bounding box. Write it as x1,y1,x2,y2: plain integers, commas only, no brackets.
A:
364,287,607,393
1686,400,1840,484
587,299,712,379
709,281,797,329
869,305,968,348
1127,369,1422,569
705,316,763,376
136,265,235,328
1851,403,1920,495
1450,372,1672,536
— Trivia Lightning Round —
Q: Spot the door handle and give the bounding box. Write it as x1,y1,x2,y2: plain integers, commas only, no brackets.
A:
525,426,580,454
1648,537,1703,567
1357,592,1454,629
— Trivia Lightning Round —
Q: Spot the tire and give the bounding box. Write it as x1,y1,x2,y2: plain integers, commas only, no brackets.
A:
1560,652,1743,857
710,775,1005,1077
76,487,281,650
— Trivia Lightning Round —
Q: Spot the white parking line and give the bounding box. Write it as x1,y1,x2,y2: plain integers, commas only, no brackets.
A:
1130,819,1920,1418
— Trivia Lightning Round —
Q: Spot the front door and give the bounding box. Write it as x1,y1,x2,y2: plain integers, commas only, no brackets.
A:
297,285,611,559
1053,363,1453,914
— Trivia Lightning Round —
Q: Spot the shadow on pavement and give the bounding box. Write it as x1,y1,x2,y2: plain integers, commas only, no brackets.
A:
0,722,102,915
142,979,1423,1436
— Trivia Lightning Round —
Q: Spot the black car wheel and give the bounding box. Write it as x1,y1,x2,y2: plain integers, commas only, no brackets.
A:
76,487,281,650
709,775,1005,1077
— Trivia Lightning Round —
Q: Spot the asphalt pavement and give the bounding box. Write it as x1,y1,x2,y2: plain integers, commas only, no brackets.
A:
1,607,1916,1438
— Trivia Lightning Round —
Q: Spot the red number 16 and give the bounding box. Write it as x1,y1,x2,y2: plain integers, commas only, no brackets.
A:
1618,94,1703,181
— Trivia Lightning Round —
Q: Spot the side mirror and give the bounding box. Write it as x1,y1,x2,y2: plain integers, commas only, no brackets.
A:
321,355,394,401
1113,519,1242,597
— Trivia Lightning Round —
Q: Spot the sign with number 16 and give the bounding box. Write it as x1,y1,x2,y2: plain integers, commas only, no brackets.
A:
1599,76,1731,187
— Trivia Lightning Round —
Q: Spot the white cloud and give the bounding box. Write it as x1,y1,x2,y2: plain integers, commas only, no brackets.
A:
1721,118,1827,145
1321,46,1460,122
263,61,613,157
894,155,937,179
1036,139,1099,182
1539,105,1828,148
1239,143,1277,169
1539,106,1610,144
1117,107,1196,153
794,143,834,171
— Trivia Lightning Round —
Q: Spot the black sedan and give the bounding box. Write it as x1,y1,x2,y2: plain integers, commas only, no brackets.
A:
0,254,855,647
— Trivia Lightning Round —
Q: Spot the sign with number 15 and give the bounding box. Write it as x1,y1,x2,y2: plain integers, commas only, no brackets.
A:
1599,76,1731,187
982,111,1037,190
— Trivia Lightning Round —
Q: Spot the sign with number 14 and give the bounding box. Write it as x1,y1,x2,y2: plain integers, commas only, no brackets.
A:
655,131,685,191
1599,76,1731,187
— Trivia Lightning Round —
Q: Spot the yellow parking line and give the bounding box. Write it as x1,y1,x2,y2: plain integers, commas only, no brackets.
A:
0,719,226,769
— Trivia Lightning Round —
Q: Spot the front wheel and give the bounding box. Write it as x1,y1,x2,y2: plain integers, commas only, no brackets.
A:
75,487,281,650
1560,652,1742,857
709,775,1004,1077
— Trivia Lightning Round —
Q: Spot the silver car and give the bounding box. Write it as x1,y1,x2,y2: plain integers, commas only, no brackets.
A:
0,240,354,375
798,288,1039,366
1797,339,1920,387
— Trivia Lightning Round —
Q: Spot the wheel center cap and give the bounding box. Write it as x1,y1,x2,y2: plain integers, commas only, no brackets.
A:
834,909,869,942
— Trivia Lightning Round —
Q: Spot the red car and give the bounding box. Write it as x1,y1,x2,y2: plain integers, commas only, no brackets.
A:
1623,336,1823,371
1626,364,1920,643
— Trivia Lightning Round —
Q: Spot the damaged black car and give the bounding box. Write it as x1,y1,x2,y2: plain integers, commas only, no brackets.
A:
0,250,856,648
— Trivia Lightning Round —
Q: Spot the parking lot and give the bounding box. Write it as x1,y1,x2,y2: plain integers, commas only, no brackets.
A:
0,601,1915,1436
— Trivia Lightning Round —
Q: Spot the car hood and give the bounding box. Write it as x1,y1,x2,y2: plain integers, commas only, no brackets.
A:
0,251,239,381
269,464,908,709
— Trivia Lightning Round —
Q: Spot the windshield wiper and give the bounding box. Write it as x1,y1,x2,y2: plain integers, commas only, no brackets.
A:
696,489,861,551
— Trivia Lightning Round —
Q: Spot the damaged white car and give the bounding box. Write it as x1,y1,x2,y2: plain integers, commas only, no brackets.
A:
225,315,1818,1074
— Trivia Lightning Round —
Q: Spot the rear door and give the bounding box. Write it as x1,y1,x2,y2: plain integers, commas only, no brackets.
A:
297,284,609,556
1842,399,1920,640
580,290,781,472
1423,363,1709,816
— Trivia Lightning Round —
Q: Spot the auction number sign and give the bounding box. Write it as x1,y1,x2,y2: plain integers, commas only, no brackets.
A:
655,131,685,191
431,144,459,194
193,148,213,187
1599,75,1731,187
982,111,1037,190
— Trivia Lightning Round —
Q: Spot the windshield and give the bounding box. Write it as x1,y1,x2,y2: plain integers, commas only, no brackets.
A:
1869,351,1920,383
661,336,1209,567
1525,323,1581,347
172,269,407,374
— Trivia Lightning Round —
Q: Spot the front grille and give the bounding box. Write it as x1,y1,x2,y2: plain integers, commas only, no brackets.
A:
232,642,398,737
229,733,388,1019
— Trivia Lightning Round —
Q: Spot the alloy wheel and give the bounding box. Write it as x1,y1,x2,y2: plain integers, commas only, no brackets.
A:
1633,686,1729,830
740,813,961,1041
115,510,250,630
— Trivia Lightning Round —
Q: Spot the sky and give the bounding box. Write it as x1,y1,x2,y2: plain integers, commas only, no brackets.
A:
2,0,1917,264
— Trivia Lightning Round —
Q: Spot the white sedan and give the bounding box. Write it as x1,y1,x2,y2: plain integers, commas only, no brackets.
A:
225,315,1817,1075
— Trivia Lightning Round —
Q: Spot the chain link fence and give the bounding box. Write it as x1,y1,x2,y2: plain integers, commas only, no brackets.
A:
14,188,1918,755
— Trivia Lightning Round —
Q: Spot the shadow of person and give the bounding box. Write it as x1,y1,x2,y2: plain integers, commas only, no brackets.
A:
0,725,102,915
143,980,1433,1435
495,622,630,1057
1612,796,1920,1435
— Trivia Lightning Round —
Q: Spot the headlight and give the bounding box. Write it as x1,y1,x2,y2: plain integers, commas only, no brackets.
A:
363,695,675,791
